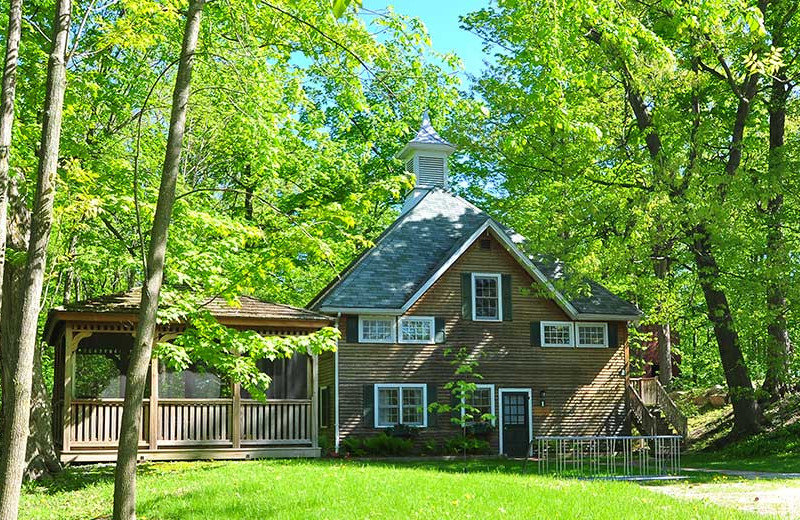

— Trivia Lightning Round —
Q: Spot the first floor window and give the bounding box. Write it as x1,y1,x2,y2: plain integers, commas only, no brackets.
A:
359,316,395,343
399,316,435,343
464,384,495,424
375,384,427,427
473,273,501,321
576,322,608,348
541,321,573,347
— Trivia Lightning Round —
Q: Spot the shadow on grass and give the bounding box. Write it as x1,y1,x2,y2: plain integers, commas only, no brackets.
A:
23,460,225,495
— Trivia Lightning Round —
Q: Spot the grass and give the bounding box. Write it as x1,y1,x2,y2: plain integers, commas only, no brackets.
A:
681,451,800,473
20,459,772,520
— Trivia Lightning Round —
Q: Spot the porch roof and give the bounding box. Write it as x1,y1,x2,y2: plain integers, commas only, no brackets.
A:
45,288,332,343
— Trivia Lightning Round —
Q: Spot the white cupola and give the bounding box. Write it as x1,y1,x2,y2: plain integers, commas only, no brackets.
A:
397,111,455,212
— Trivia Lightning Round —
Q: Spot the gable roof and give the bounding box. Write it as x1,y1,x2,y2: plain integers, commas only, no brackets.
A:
310,188,642,320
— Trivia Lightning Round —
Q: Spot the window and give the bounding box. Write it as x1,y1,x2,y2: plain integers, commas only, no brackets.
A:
463,384,495,424
319,386,330,429
576,322,609,348
359,316,396,343
472,273,502,321
398,316,435,344
240,356,307,400
375,384,427,427
541,321,574,347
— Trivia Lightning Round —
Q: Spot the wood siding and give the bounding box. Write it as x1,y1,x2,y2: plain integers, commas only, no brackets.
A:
334,231,629,450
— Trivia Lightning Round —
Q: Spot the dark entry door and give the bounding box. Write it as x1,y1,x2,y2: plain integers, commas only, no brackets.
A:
501,391,530,457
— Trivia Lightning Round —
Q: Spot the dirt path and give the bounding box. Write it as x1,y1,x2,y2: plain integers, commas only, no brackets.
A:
650,477,800,518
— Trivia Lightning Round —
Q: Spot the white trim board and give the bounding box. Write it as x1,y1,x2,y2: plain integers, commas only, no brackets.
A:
498,388,533,458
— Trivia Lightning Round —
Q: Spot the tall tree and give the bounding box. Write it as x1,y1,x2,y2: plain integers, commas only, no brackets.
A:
112,1,205,518
0,0,72,516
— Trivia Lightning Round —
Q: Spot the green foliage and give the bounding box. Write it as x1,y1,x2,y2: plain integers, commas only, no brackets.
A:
458,0,800,391
385,423,419,440
340,433,413,457
154,311,339,401
444,436,491,456
427,348,495,429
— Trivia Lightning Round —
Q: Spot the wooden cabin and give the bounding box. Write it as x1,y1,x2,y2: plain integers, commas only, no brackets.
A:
44,289,332,463
308,115,687,457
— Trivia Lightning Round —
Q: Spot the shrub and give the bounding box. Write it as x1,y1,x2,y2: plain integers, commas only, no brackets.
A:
422,439,441,456
363,432,414,456
444,435,490,455
386,423,420,440
341,436,366,457
341,433,414,457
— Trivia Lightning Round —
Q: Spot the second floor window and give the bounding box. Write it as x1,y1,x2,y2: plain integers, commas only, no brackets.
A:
398,316,435,343
472,273,502,321
359,317,395,343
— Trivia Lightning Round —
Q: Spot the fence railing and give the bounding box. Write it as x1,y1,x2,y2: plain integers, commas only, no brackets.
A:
529,435,682,480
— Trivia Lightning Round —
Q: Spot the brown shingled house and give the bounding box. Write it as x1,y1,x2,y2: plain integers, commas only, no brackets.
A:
308,115,686,456
45,288,332,463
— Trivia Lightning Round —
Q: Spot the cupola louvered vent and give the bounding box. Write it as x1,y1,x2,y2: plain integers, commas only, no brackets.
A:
405,159,414,173
417,156,446,187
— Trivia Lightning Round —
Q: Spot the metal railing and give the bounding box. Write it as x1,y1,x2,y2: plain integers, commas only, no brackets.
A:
526,435,682,480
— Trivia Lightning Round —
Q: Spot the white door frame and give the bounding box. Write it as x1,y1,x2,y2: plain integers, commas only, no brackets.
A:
498,388,533,456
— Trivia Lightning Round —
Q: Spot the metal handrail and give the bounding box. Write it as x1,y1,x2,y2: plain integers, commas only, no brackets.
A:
525,434,682,480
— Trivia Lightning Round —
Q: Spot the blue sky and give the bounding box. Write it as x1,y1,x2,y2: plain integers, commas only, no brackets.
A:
363,1,490,78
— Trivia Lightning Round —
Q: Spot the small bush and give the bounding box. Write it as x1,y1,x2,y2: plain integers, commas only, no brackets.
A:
444,435,490,455
363,433,414,456
467,422,496,439
341,436,366,457
386,423,420,439
341,433,413,457
422,439,441,456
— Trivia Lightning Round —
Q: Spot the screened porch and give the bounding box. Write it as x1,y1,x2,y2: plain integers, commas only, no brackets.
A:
45,290,332,463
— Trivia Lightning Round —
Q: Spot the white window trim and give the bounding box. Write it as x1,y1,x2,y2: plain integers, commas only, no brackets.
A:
461,383,496,425
374,383,428,428
398,316,436,344
541,320,574,347
358,316,396,344
471,272,503,322
576,322,609,348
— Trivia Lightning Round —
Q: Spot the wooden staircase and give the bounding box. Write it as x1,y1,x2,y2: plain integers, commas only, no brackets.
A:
627,377,688,437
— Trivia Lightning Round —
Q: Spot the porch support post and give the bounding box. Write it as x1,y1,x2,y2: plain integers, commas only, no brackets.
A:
232,382,241,448
62,327,92,453
310,352,319,448
149,355,159,450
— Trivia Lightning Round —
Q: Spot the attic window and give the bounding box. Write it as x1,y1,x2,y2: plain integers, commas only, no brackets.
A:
480,239,491,250
472,273,502,321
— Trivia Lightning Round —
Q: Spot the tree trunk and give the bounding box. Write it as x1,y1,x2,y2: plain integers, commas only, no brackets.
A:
0,0,71,516
1,178,60,483
691,225,762,435
653,247,673,388
0,0,23,450
761,67,793,400
112,2,205,519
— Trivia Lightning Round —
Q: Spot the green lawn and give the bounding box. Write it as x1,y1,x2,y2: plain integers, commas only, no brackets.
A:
682,452,800,474
20,459,772,520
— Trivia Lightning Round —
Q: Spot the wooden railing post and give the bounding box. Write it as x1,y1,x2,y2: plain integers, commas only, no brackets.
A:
149,356,159,450
310,353,319,449
232,382,241,448
62,327,92,453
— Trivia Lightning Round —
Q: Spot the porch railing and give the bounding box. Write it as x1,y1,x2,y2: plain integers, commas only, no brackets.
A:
70,399,149,447
241,400,311,444
68,398,311,448
530,435,683,480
